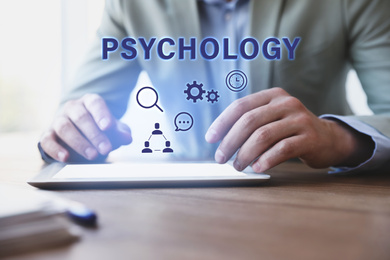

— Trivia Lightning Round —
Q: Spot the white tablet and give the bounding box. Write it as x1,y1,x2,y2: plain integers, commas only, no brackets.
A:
28,162,270,189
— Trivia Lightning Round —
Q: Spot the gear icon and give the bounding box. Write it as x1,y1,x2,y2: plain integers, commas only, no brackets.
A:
184,81,206,103
206,89,220,103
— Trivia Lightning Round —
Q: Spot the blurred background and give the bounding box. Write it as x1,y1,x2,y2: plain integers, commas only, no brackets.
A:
0,0,105,133
0,0,372,135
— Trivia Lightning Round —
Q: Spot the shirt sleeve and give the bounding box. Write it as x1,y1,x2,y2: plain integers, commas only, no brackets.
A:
320,114,390,174
60,0,142,119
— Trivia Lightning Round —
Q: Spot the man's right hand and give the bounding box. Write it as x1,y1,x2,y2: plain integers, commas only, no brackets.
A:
40,94,132,162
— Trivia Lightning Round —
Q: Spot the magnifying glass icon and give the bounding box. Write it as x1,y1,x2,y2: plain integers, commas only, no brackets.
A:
136,86,164,112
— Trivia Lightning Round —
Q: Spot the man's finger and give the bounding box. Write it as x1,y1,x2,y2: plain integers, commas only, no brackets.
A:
252,135,305,173
233,119,299,171
205,88,287,143
66,102,112,155
83,94,114,131
53,116,99,160
40,130,69,162
215,103,285,164
107,121,133,149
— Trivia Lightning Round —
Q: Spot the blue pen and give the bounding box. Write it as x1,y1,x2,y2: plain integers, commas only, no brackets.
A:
65,201,97,227
51,198,98,227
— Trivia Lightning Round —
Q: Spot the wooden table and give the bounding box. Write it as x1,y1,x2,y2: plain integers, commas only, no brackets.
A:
1,132,390,260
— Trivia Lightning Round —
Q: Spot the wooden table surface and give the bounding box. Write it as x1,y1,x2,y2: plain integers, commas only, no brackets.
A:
1,132,390,260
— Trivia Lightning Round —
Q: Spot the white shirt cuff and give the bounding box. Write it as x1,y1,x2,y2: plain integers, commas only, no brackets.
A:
320,114,390,174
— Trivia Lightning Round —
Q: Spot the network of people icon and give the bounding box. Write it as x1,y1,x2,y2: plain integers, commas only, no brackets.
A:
141,123,174,154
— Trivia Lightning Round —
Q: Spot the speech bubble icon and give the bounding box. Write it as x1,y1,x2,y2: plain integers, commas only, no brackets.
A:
174,112,194,132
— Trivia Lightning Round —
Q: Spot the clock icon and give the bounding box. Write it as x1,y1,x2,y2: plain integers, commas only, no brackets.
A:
226,70,247,92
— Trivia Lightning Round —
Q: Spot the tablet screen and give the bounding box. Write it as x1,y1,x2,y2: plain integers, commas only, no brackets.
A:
53,163,247,179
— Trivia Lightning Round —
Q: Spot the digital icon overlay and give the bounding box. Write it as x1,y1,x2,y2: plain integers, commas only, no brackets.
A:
206,90,219,103
184,81,219,104
184,81,206,103
142,123,173,153
136,86,164,112
174,112,194,132
226,70,247,92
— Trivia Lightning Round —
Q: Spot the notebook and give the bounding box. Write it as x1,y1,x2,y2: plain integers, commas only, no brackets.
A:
0,184,81,257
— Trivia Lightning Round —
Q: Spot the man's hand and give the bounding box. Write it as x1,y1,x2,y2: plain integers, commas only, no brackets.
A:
205,88,373,172
40,94,132,162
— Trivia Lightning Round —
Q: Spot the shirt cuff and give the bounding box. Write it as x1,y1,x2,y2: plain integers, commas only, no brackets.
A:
320,114,390,174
